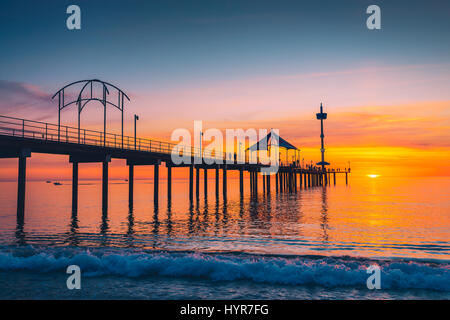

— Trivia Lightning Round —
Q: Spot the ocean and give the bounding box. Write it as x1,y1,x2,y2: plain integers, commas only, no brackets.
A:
0,176,448,299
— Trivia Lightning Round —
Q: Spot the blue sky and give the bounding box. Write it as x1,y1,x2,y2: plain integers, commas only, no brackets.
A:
1,0,449,93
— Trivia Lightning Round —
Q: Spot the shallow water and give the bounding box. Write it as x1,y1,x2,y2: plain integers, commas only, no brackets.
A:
0,176,448,299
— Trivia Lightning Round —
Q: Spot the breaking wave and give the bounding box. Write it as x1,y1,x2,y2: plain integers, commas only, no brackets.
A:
0,246,448,291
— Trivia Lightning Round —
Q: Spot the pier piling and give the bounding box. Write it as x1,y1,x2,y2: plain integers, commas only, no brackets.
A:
167,165,172,201
275,172,279,193
154,163,159,205
215,167,219,197
189,165,194,202
222,165,227,199
280,172,283,192
72,161,78,211
102,161,108,212
196,166,200,199
128,164,134,207
17,156,27,218
239,169,244,196
204,168,208,198
263,173,266,192
304,171,307,188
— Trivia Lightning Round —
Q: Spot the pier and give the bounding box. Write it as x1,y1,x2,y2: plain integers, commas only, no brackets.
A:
0,80,350,219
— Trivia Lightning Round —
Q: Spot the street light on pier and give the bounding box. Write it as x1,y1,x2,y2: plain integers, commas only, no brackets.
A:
134,114,139,150
316,102,330,172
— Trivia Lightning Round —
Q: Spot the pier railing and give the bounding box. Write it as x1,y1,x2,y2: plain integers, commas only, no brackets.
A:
0,115,350,172
0,115,244,163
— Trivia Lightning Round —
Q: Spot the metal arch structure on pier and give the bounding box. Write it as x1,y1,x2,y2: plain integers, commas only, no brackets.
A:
52,79,130,147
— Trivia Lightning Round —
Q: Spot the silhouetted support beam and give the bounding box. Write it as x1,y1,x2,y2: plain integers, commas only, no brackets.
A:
296,172,298,190
299,171,302,188
324,171,328,186
254,171,258,194
275,172,279,193
72,161,78,211
215,167,219,197
102,161,108,212
304,171,307,188
286,172,289,190
266,174,270,193
71,154,112,163
251,172,254,194
279,172,283,192
290,172,293,192
292,172,295,192
308,173,311,188
285,172,288,192
239,169,244,196
287,172,291,192
294,172,297,192
167,166,172,201
346,172,348,185
222,165,227,199
69,154,112,212
334,172,336,185
189,165,194,202
196,167,200,199
285,172,289,190
204,169,208,198
17,156,27,219
263,173,266,193
154,163,159,205
293,172,296,192
129,164,134,207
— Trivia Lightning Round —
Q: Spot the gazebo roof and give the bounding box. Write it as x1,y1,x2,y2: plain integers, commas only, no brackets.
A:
247,130,298,151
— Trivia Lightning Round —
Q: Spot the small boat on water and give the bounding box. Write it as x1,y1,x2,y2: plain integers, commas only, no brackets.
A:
46,181,51,183
53,182,62,186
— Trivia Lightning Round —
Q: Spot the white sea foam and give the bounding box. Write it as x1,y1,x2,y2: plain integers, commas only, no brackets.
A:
0,247,448,291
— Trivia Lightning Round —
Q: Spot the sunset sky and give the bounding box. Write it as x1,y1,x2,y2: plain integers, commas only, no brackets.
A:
0,0,449,180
